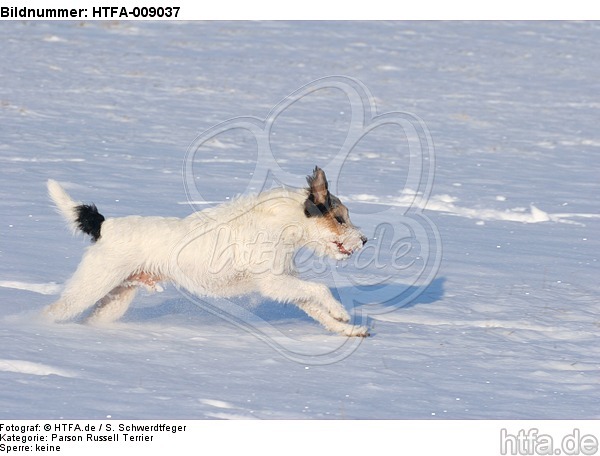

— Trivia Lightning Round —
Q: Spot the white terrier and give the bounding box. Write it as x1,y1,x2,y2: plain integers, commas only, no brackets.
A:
44,167,369,337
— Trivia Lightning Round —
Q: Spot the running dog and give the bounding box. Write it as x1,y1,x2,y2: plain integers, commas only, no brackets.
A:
44,167,369,336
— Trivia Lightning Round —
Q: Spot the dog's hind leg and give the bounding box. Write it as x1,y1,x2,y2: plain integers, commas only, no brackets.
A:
85,284,138,325
43,249,129,322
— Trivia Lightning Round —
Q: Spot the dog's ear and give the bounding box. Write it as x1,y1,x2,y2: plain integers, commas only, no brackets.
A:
304,166,330,217
307,166,329,205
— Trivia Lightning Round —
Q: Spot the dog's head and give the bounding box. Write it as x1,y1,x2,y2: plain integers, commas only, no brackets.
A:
303,166,367,260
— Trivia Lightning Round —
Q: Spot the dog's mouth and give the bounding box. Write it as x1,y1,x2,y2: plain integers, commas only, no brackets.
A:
334,241,352,256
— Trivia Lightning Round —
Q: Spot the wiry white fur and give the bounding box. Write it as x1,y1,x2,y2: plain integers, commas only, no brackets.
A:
43,178,369,337
47,179,81,234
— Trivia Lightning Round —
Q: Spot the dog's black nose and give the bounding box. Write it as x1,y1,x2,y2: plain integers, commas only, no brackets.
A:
361,235,368,245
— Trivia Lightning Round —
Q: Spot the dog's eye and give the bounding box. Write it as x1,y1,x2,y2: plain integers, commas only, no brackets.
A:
335,215,345,225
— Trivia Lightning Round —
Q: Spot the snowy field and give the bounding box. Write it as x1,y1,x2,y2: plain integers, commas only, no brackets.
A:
0,21,599,420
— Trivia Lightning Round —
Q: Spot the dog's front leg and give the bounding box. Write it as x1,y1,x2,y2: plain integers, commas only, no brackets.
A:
256,275,369,337
294,300,370,337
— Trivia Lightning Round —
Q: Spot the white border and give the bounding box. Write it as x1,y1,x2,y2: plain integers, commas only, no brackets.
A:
2,0,600,20
2,420,599,456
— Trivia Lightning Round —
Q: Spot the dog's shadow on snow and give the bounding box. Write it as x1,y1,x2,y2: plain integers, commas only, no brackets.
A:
253,276,446,323
350,276,446,311
126,277,446,325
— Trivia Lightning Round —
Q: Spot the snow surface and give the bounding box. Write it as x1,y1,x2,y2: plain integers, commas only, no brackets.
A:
1,21,599,419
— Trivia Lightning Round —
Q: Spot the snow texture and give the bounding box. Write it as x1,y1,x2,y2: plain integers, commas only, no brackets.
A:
0,21,599,419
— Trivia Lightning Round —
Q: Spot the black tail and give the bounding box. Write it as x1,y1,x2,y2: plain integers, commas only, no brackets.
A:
75,204,105,242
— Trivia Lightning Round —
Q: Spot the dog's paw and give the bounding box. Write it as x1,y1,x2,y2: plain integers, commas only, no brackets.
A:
330,307,351,323
341,325,370,337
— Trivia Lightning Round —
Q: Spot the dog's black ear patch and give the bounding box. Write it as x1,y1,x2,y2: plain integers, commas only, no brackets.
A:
306,166,329,205
304,200,329,218
75,204,105,242
305,166,331,217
